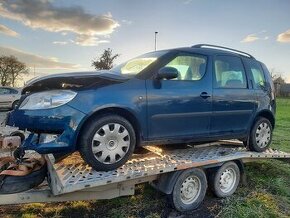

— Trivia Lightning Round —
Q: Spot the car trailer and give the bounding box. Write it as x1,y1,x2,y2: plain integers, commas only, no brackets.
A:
0,140,290,212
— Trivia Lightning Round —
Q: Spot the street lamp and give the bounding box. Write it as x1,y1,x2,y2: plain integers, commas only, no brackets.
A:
154,31,158,51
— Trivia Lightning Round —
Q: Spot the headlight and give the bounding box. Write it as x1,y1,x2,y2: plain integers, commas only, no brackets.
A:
19,90,77,110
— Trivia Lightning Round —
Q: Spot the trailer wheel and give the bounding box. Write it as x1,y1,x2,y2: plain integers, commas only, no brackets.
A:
209,161,240,198
168,168,207,212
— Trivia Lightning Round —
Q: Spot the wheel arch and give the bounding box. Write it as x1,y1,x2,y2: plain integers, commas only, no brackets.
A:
75,106,142,149
254,109,275,129
12,99,20,109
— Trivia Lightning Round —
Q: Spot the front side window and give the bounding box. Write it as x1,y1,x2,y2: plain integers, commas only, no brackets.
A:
246,60,265,89
214,56,247,88
165,54,207,81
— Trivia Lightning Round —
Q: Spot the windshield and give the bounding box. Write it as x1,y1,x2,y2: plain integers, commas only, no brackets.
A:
111,51,167,76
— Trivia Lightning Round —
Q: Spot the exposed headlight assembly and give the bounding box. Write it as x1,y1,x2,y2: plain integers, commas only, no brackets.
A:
19,90,77,110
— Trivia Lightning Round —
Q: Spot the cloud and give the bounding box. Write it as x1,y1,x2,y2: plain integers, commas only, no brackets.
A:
183,0,193,4
241,31,269,43
121,19,133,25
0,45,79,69
53,41,68,45
0,23,19,37
0,0,119,46
277,29,290,43
53,36,110,46
241,34,259,43
74,35,109,46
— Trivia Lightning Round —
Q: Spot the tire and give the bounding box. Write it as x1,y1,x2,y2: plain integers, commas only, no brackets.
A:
209,161,240,198
0,163,47,194
249,117,273,152
12,100,19,110
168,168,207,212
79,114,136,171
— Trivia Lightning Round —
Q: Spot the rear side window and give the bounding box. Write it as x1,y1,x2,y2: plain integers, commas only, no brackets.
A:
245,59,266,89
0,88,11,94
10,89,18,94
165,54,207,81
214,56,247,88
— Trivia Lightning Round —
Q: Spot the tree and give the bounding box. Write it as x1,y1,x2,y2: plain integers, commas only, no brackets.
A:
0,55,28,87
270,68,285,84
273,76,285,85
92,48,120,70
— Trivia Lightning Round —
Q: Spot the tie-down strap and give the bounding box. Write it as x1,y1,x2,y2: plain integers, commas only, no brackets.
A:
0,157,15,172
0,156,46,177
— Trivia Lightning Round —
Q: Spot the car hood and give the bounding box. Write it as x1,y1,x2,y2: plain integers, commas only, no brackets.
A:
22,71,129,94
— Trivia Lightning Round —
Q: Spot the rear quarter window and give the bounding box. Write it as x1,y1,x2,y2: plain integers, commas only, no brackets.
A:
245,59,266,89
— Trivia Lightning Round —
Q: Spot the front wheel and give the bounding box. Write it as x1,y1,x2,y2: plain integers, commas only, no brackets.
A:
249,117,273,152
79,115,136,171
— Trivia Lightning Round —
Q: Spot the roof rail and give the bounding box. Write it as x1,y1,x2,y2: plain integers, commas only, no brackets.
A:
192,44,255,59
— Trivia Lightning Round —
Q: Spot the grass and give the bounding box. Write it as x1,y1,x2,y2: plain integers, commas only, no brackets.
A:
0,98,290,218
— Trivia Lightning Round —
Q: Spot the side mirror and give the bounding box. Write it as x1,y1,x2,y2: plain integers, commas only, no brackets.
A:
155,67,179,80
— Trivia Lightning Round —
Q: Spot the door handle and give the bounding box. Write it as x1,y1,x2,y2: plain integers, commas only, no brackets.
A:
200,92,211,99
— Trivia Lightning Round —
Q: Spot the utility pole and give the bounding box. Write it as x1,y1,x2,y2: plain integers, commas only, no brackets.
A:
154,31,158,51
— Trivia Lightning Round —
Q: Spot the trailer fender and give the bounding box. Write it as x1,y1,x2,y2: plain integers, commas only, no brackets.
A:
234,160,246,185
150,171,183,194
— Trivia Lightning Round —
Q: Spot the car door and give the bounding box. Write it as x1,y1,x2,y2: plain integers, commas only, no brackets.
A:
211,55,256,135
0,88,13,108
146,53,212,140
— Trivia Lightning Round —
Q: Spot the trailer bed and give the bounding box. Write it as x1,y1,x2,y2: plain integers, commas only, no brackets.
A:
47,141,290,195
0,141,290,205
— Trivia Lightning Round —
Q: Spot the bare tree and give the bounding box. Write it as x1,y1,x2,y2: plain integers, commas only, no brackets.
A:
270,68,285,84
0,55,28,87
92,48,120,70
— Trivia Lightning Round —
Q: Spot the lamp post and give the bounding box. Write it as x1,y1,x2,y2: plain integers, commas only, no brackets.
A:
154,31,158,51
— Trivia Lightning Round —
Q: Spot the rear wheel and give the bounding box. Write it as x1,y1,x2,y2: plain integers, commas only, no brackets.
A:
79,115,136,171
168,168,207,212
249,117,273,152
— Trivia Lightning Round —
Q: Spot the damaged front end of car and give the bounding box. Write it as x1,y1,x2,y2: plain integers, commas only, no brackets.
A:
6,71,128,158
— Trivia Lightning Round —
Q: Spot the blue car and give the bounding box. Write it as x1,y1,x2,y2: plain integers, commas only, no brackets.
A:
7,44,276,171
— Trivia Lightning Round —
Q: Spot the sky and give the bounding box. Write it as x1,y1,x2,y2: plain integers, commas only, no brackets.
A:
0,0,290,85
